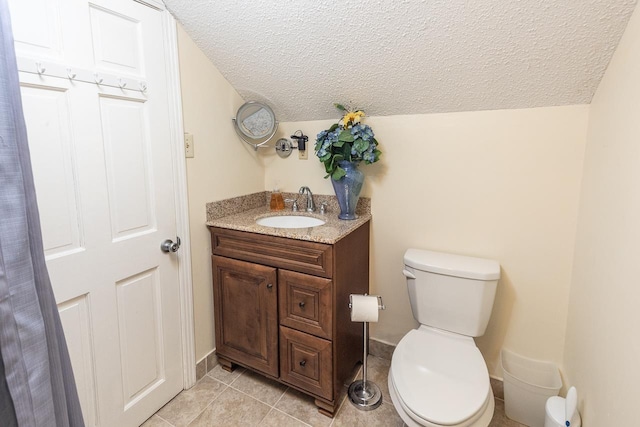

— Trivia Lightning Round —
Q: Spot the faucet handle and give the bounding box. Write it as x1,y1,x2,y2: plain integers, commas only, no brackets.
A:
319,202,328,214
284,198,299,212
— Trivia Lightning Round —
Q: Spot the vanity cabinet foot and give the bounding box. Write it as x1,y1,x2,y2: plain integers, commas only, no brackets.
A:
315,398,339,418
217,356,236,373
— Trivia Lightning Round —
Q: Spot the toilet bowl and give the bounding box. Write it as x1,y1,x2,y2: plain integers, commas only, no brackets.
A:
388,326,495,427
389,249,500,427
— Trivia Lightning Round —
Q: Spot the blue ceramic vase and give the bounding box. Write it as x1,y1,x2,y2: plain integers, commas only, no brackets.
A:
331,161,364,220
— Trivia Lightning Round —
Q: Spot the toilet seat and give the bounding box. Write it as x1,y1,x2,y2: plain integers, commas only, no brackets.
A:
389,371,494,427
389,326,492,426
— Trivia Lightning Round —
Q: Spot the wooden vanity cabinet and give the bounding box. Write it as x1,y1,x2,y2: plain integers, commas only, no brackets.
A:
209,222,370,417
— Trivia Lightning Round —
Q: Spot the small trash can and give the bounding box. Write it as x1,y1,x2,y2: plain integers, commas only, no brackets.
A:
501,349,562,427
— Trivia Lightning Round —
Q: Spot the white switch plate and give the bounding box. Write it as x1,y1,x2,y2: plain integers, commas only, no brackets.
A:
184,133,194,158
298,148,308,160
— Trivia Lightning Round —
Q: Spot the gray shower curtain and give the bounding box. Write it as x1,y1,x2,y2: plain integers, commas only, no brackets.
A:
0,0,85,425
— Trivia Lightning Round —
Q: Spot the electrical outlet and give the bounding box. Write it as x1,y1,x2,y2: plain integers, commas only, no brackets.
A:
298,149,308,160
184,133,194,158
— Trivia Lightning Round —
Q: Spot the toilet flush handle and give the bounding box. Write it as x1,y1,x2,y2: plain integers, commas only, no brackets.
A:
402,269,416,279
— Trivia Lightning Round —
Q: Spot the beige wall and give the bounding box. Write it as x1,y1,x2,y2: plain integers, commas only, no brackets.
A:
265,106,588,375
177,6,640,418
177,26,265,361
562,5,640,425
176,28,590,376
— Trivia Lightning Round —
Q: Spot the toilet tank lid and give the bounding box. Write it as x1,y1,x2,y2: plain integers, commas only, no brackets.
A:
404,249,500,280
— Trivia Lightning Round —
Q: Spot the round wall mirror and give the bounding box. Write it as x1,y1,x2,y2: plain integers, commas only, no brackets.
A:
232,101,278,150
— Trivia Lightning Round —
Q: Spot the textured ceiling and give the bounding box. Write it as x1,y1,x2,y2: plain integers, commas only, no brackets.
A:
165,0,638,122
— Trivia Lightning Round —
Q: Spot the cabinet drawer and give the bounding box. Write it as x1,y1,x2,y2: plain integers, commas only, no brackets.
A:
280,326,333,400
279,270,332,339
210,227,333,278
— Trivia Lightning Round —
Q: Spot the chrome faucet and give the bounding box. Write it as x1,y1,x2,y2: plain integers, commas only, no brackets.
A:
299,186,315,212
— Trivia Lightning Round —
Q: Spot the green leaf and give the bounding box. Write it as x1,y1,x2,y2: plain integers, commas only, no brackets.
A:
334,103,346,111
353,138,369,154
338,129,354,143
319,153,331,162
342,143,352,161
329,123,339,132
324,160,333,174
332,167,347,181
333,139,345,148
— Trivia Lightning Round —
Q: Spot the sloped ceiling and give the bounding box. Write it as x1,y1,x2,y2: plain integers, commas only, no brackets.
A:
165,0,637,122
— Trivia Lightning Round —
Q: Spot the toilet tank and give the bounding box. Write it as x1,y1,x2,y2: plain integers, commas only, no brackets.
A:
403,248,500,337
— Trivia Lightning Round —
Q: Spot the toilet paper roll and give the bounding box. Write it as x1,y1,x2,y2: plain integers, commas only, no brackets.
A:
350,295,380,322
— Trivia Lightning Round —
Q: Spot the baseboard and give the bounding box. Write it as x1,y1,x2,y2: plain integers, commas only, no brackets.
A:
490,376,504,400
368,338,396,360
195,349,219,381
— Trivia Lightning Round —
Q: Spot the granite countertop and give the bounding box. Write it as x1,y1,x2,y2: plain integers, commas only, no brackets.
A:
205,192,371,244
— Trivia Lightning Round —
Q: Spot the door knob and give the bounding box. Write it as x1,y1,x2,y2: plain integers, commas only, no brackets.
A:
161,237,181,253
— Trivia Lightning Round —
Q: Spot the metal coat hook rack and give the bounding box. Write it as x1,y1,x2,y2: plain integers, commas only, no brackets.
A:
17,58,149,94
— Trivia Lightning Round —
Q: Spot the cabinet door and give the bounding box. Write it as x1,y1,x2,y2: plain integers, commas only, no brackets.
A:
212,256,279,377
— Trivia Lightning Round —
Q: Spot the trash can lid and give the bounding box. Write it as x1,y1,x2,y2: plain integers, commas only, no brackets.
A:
546,396,565,423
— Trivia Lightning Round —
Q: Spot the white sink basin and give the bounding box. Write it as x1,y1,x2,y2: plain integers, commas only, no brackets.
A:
256,215,326,229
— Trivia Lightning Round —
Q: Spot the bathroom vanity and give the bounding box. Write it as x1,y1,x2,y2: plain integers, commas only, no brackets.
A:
206,194,371,417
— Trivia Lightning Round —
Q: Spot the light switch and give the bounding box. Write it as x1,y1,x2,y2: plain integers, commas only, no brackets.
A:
184,133,194,158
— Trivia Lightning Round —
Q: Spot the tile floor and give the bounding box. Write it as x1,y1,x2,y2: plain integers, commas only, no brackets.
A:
143,355,524,427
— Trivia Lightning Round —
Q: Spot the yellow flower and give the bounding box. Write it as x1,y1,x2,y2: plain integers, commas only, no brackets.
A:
342,110,365,126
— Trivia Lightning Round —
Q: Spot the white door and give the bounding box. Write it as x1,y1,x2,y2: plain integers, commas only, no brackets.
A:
8,0,185,425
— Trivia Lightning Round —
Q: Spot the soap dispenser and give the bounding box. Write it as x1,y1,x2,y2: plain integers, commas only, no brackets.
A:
270,186,285,211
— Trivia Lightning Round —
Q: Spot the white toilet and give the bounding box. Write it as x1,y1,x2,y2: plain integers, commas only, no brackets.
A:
388,248,501,427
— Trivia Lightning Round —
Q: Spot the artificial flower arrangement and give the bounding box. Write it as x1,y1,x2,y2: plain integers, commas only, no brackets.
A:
314,104,381,180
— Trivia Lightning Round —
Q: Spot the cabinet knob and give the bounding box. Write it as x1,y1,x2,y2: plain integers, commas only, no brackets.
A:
267,283,273,289
298,301,305,308
299,360,306,367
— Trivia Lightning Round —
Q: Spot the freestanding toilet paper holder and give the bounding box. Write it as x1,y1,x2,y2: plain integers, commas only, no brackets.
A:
348,294,385,410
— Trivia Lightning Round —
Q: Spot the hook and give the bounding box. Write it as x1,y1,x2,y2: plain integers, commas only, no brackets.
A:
36,62,46,75
139,82,147,93
118,79,127,89
94,73,103,85
66,68,76,80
